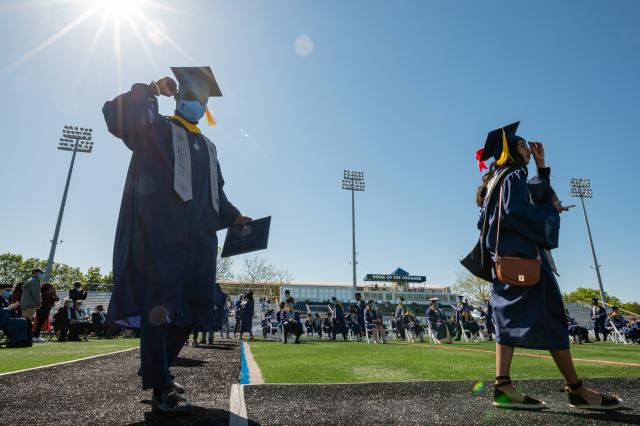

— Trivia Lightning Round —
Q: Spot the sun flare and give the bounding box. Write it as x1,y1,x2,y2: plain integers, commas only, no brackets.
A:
91,0,141,19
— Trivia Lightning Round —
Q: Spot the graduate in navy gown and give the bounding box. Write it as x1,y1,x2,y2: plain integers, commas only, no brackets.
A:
239,291,255,341
591,298,609,341
103,67,250,416
473,122,621,411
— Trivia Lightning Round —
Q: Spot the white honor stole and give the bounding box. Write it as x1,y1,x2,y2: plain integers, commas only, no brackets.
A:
170,122,220,213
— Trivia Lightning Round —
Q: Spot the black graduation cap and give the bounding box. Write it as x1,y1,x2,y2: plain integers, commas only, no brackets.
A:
355,292,361,298
171,66,222,99
457,295,464,300
476,121,522,170
592,297,599,304
611,305,619,310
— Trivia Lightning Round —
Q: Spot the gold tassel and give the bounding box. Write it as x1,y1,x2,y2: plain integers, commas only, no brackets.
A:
205,107,216,127
495,128,510,166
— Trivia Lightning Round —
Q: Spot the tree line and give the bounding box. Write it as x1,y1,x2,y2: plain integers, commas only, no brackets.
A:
453,269,640,314
0,251,292,290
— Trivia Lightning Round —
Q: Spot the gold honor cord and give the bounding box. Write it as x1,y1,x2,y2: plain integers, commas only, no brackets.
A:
495,127,512,166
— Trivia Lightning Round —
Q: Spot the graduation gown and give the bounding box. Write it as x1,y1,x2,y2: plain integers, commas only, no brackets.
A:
102,83,240,328
240,299,254,333
482,166,568,350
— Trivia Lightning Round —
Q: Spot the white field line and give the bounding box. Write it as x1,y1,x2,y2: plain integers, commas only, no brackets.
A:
229,383,248,426
0,347,138,377
244,343,264,385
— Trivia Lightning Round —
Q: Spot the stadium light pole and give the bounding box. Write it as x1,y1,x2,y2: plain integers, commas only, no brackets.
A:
342,170,365,299
570,177,606,304
44,126,94,281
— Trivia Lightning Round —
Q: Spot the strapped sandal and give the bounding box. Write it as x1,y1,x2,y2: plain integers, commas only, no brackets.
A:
565,380,623,411
493,376,547,410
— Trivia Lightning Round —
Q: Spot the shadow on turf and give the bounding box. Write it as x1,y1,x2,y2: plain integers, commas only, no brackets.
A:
128,406,261,425
172,357,208,368
533,408,640,425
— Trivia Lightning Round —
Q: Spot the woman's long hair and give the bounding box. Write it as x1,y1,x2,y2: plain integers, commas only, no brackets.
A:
475,148,526,207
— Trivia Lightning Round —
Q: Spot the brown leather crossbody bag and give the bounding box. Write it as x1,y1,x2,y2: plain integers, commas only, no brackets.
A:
494,183,541,286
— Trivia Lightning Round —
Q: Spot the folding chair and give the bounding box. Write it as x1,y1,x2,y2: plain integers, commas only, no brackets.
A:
426,322,440,344
608,323,629,345
405,326,415,343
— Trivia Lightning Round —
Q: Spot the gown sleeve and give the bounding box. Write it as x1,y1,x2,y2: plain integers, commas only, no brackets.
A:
500,169,560,250
216,161,241,230
102,83,161,151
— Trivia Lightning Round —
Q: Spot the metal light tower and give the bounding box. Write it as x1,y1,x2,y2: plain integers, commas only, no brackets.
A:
44,126,94,281
342,170,365,299
570,177,606,303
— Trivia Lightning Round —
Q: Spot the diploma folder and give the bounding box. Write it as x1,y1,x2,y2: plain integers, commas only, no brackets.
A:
221,216,271,258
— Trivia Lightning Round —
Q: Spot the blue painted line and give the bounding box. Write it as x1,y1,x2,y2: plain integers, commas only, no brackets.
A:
239,342,250,384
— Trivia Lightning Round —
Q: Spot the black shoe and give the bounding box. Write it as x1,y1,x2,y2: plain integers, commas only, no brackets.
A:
565,381,623,411
151,389,192,416
493,377,547,410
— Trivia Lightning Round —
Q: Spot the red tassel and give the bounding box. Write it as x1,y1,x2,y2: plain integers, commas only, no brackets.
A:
475,148,487,172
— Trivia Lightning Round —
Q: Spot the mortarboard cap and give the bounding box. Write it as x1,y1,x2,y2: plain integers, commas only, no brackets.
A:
592,297,599,304
171,66,222,99
457,295,464,300
611,305,619,310
476,122,523,171
429,297,439,302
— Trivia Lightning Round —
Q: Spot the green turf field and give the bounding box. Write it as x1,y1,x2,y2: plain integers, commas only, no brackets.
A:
249,340,640,384
0,338,140,374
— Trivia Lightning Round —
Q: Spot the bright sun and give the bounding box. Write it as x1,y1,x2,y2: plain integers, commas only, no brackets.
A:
92,0,141,18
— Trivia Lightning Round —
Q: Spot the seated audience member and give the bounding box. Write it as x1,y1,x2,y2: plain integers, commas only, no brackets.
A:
461,311,481,339
261,309,274,339
607,306,637,342
628,318,640,344
69,282,88,302
10,282,24,318
322,313,332,339
53,298,83,342
402,311,425,342
1,286,12,309
73,301,93,340
304,315,314,336
312,313,323,338
427,298,453,343
0,308,32,348
92,305,108,338
566,309,591,344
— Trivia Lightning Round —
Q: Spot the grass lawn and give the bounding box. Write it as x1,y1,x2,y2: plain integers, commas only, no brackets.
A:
249,340,640,384
0,338,140,374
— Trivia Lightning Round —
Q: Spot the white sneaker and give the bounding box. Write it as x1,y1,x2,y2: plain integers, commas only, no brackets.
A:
32,337,45,343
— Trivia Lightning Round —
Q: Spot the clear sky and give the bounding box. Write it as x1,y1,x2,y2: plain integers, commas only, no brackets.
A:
0,0,638,301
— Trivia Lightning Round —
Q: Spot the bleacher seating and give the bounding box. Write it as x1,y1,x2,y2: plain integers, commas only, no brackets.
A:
565,303,593,328
49,291,112,319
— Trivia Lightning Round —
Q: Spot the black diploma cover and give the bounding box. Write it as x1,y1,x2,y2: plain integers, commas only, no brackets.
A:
221,216,271,258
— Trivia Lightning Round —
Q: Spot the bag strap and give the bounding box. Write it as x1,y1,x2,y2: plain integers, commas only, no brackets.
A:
495,176,540,259
480,168,510,264
496,184,504,257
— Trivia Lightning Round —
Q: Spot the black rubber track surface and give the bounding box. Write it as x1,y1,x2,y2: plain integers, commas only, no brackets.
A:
244,378,640,425
0,341,241,425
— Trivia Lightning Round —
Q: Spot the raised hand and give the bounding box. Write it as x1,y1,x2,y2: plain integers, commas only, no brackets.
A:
156,77,178,97
528,141,545,168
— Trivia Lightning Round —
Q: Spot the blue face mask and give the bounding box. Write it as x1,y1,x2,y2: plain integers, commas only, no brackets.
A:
38,273,45,280
3,290,10,298
177,99,206,123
